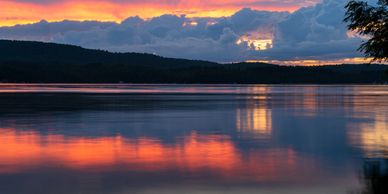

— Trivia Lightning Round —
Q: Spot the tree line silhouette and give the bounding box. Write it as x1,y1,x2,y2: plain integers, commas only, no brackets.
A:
0,40,387,83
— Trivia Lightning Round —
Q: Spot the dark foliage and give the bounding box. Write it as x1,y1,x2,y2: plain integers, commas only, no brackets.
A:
360,159,388,194
0,40,387,84
344,0,388,62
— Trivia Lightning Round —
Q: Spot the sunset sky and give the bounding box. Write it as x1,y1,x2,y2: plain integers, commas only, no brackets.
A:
0,0,376,64
0,0,318,25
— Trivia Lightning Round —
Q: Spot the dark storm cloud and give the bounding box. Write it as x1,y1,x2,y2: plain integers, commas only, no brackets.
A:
254,0,365,60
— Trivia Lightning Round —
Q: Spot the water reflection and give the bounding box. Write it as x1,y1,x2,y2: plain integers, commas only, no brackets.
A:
236,107,272,137
0,85,387,194
342,88,388,194
0,127,308,180
348,105,388,158
358,159,388,194
236,86,273,138
236,97,272,138
359,112,388,158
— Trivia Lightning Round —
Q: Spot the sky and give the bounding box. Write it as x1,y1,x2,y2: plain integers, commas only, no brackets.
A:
0,0,377,64
0,0,319,25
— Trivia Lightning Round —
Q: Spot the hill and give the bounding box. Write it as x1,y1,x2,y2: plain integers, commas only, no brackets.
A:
0,40,387,84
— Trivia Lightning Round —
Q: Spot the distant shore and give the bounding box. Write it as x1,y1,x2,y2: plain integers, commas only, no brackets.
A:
1,40,387,84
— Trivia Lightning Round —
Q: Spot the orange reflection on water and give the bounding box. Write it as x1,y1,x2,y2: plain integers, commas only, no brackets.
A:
346,90,388,158
302,86,318,117
236,107,272,137
349,112,388,158
0,129,234,171
0,128,306,182
236,87,272,137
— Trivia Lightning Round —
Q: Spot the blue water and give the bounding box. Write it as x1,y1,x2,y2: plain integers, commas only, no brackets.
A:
0,84,387,194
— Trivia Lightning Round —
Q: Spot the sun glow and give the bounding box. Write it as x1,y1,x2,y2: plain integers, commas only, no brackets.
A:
247,57,381,66
183,20,198,27
237,37,273,50
346,30,370,39
236,30,274,50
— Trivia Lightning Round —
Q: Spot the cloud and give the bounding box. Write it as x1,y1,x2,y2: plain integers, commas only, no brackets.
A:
0,20,115,41
254,0,366,60
0,8,288,62
0,0,371,62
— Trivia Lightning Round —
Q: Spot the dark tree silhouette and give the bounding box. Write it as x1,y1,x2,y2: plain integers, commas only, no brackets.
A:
361,158,388,194
0,40,387,83
344,0,388,62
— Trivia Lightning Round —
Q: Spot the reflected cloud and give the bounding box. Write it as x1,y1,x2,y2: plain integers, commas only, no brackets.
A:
302,86,318,117
0,128,316,183
350,112,388,158
236,107,272,137
236,87,272,138
0,85,381,193
346,89,388,159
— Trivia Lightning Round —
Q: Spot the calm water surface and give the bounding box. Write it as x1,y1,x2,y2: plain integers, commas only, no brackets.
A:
0,84,387,194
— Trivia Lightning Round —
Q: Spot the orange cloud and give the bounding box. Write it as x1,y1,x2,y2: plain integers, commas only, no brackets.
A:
0,0,315,26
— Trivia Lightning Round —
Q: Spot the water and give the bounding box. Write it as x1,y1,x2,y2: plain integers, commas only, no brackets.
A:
0,84,387,194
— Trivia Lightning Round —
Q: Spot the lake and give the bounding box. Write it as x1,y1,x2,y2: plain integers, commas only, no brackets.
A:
0,84,387,194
